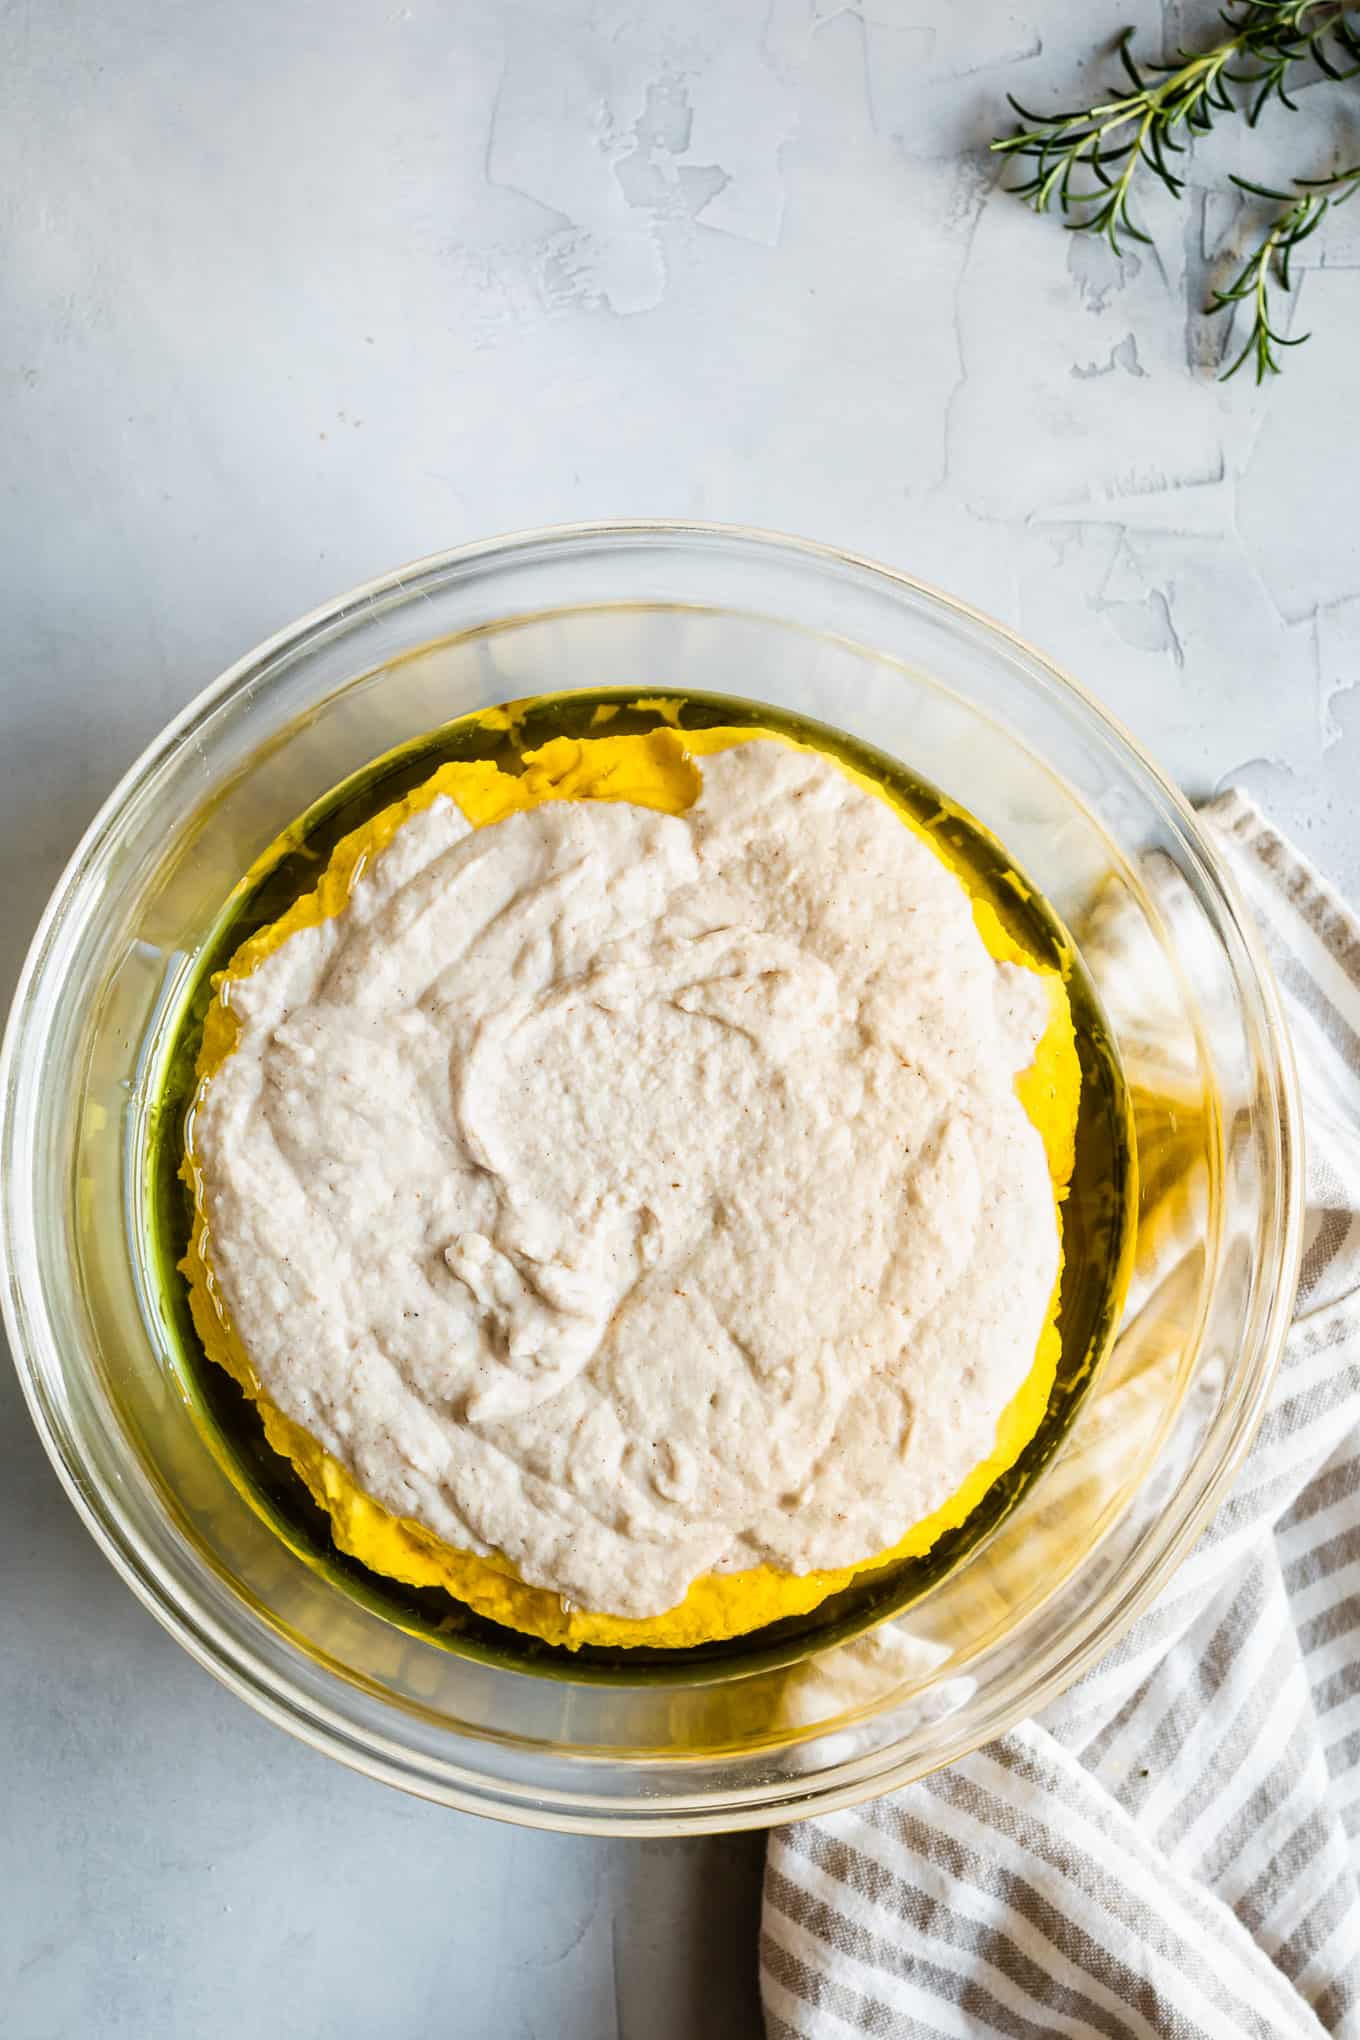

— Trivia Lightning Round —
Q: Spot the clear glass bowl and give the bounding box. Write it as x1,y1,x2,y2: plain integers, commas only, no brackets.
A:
0,523,1302,1832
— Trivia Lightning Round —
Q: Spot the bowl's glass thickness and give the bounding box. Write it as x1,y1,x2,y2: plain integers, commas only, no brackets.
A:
0,524,1302,1832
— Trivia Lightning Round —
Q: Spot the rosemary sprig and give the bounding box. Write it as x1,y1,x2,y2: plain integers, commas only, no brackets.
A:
991,2,1360,256
1209,164,1360,379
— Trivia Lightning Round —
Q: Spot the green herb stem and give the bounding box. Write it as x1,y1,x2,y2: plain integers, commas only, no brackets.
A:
991,3,1360,254
1209,165,1360,379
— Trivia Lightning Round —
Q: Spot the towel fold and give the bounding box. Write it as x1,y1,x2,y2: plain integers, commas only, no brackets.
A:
762,791,1360,2040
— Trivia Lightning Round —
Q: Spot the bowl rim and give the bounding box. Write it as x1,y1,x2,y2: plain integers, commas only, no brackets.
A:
0,518,1305,1831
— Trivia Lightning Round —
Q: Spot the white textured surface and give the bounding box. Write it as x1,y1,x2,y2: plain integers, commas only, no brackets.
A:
1,3,1357,2035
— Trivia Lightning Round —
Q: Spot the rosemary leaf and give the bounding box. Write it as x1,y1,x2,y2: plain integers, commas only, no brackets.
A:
990,2,1360,371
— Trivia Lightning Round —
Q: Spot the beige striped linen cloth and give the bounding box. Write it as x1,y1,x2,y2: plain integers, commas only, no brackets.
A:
762,792,1360,2040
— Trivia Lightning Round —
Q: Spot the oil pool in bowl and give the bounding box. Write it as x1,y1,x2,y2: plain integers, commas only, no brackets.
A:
144,690,1135,1682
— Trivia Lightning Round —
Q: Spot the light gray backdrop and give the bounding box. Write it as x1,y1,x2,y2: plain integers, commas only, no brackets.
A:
4,3,1357,2034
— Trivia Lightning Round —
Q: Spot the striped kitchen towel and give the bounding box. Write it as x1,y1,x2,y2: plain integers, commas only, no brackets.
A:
762,791,1360,2040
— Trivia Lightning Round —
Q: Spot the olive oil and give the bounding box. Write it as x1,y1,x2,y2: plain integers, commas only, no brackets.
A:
146,690,1135,1680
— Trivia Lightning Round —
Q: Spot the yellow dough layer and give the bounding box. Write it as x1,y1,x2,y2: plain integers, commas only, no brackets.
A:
182,719,1081,1650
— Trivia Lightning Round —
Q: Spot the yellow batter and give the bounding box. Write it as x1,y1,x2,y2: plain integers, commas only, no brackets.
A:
182,720,1081,1650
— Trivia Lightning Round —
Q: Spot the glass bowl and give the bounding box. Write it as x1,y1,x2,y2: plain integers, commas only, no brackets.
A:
0,523,1302,1832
